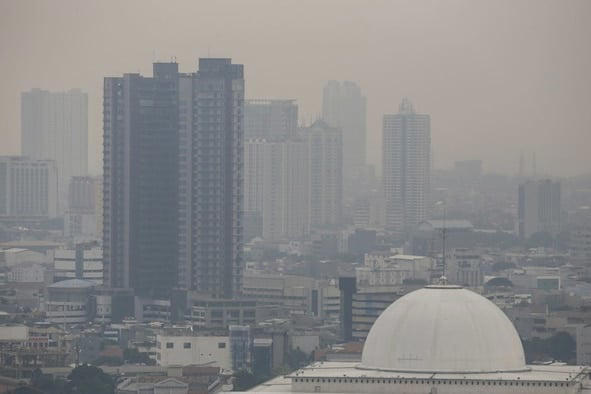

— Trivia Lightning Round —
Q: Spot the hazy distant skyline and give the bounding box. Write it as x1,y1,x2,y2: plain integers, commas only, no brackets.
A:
1,0,590,177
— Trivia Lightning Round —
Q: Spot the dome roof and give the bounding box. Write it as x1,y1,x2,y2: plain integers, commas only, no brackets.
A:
360,285,527,373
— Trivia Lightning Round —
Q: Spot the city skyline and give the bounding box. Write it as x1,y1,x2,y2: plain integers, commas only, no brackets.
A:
1,0,590,177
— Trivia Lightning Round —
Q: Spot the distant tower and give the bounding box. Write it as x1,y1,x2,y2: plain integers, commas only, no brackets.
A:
21,89,88,213
306,120,343,228
382,98,431,236
532,152,537,179
518,150,525,178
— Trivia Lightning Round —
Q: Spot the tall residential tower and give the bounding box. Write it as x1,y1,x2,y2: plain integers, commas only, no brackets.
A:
103,63,180,298
104,59,245,300
322,81,366,174
177,58,244,298
382,99,431,236
21,89,88,212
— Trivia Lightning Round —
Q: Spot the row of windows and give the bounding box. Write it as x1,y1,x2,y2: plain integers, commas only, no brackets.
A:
162,341,226,349
293,377,569,387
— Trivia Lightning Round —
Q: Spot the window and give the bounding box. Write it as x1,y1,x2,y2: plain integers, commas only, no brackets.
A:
166,342,174,349
218,342,226,348
184,342,191,349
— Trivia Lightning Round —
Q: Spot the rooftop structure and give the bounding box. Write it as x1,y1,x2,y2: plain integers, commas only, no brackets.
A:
247,284,591,393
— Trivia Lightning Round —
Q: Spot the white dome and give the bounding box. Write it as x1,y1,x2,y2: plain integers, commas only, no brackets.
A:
360,285,527,373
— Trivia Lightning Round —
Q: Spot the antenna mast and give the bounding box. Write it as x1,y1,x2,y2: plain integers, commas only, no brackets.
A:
442,205,447,278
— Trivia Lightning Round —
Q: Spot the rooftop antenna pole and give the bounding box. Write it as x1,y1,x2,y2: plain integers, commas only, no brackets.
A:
442,204,447,279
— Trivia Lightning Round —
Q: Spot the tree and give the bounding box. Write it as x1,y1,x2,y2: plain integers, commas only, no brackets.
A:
286,348,310,370
233,369,261,391
123,348,153,365
522,332,576,364
66,364,114,394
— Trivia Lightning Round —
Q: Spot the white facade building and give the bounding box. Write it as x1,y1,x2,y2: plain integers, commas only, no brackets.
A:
382,99,430,235
446,248,483,287
46,279,95,324
306,120,343,229
7,262,45,283
244,137,309,241
156,335,231,370
53,247,103,284
357,253,433,289
21,89,88,213
0,156,58,219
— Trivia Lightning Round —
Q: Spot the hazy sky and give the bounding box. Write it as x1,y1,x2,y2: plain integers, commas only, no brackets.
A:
1,0,590,176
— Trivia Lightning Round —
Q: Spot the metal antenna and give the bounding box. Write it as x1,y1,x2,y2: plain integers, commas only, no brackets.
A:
442,205,447,279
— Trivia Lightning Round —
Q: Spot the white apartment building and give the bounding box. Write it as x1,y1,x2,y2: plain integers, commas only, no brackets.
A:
446,248,483,287
382,99,430,235
244,137,309,241
7,262,45,283
53,247,103,284
0,156,58,219
357,253,433,289
306,120,343,228
156,335,231,369
21,89,88,213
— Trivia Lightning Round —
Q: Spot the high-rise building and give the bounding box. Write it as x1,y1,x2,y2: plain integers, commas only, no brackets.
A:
103,62,180,298
322,81,366,174
0,156,58,219
104,59,244,300
65,176,97,239
244,138,266,240
306,120,343,228
382,98,431,236
177,58,244,298
518,179,561,238
244,137,309,242
262,138,309,241
245,99,298,141
21,89,88,212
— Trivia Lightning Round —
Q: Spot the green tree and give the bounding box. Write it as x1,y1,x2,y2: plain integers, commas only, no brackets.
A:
233,369,262,391
522,332,576,364
123,348,153,364
66,364,114,394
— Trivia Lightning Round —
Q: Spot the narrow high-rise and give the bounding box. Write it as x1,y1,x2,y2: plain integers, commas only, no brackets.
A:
244,99,298,141
21,89,88,212
103,63,180,298
244,137,309,242
306,120,343,228
382,99,431,236
322,81,366,177
177,59,244,298
518,179,561,238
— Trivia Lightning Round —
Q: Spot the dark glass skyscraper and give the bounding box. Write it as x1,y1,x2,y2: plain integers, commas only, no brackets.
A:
104,59,244,300
178,59,244,298
103,63,180,298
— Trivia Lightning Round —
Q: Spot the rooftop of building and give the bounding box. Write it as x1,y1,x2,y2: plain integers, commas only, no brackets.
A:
48,278,95,289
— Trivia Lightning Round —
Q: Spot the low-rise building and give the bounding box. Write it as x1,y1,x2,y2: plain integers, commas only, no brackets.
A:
53,247,103,285
156,335,231,370
45,279,95,324
356,253,433,289
7,262,45,283
446,248,483,287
